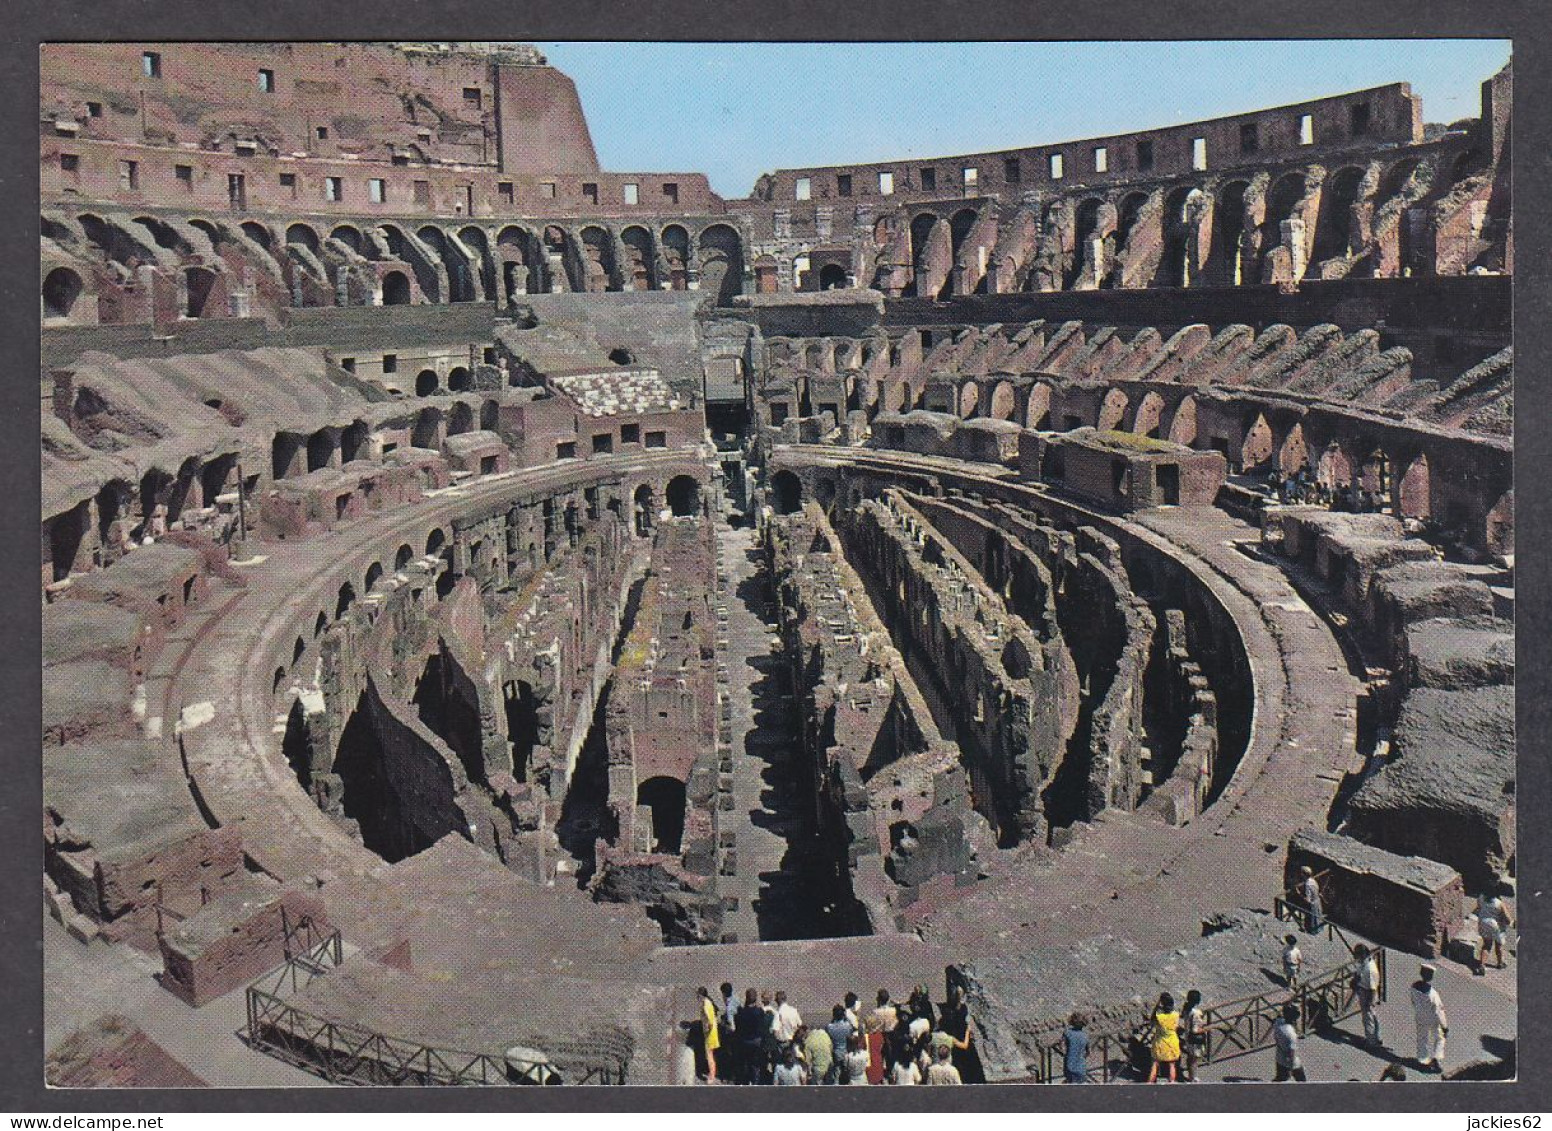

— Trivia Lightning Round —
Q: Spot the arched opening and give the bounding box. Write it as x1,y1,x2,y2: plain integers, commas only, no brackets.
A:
1068,198,1104,288
697,224,744,305
415,370,439,397
364,561,384,592
608,347,635,366
906,212,939,299
447,401,474,436
620,226,654,290
448,366,473,393
818,263,848,290
636,776,687,854
412,647,485,785
1313,166,1366,265
480,399,499,431
293,636,307,665
770,470,803,515
331,225,364,255
335,581,356,620
419,226,475,302
395,543,414,570
412,409,441,449
1259,174,1307,281
1114,191,1149,261
42,267,83,319
281,698,312,790
660,225,690,290
340,421,369,464
633,484,654,537
949,207,978,259
666,475,701,518
1214,181,1250,285
504,680,539,782
285,224,321,254
306,430,336,472
426,528,446,556
184,267,218,318
1157,186,1195,287
1317,442,1353,490
314,610,329,638
578,226,616,293
458,226,495,300
381,270,411,305
240,221,273,249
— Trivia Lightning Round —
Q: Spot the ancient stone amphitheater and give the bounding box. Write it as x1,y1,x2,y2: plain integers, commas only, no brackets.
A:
40,42,1513,1087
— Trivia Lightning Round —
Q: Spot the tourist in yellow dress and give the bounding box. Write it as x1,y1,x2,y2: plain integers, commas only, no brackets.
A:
698,986,721,1083
1146,992,1182,1083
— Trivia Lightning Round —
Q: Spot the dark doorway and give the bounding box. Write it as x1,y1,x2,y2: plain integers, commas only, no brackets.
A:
636,776,687,854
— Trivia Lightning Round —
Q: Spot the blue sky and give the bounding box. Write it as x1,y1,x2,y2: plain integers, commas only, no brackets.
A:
536,40,1512,198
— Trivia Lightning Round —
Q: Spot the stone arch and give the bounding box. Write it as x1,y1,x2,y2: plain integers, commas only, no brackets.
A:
395,543,415,570
335,581,356,620
907,212,941,299
1397,452,1431,518
447,401,474,436
1166,394,1198,446
1276,421,1308,473
306,429,337,472
1379,158,1422,203
949,208,978,258
364,561,384,592
415,369,439,397
412,408,443,449
1025,382,1052,430
42,266,83,320
697,224,744,305
1260,173,1307,280
381,270,411,305
480,399,499,431
958,380,981,419
313,609,329,638
448,366,473,393
989,379,1017,421
1130,390,1166,438
496,224,545,298
818,263,848,290
666,475,702,517
1317,441,1353,489
1097,387,1129,431
1241,412,1274,471
771,469,803,514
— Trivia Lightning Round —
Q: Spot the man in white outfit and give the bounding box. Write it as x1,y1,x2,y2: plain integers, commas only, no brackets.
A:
1410,964,1448,1073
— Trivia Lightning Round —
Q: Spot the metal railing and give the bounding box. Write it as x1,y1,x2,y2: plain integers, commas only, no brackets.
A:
1028,943,1386,1083
242,928,628,1086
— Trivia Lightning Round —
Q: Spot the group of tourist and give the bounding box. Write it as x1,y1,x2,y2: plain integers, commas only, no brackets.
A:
692,983,984,1085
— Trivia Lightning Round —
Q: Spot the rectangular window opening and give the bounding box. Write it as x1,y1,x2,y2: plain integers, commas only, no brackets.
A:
382,354,398,374
1298,113,1315,145
962,166,978,190
414,180,431,206
662,182,678,203
582,182,598,205
368,178,386,204
259,69,275,93
1350,102,1371,137
325,176,343,202
175,164,193,190
795,176,812,201
878,171,894,195
836,174,852,198
1004,157,1021,184
540,182,557,199
1240,122,1259,153
463,87,482,109
1093,146,1108,174
623,182,639,205
919,168,936,192
1191,137,1208,171
498,181,514,204
1136,139,1154,171
142,52,161,78
1048,152,1064,180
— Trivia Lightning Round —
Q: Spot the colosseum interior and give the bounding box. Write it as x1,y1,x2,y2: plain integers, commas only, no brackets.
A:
39,41,1515,1089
